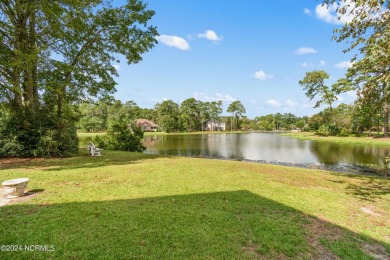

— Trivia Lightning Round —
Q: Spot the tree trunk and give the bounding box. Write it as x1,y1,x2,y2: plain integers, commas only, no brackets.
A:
24,10,39,118
384,102,388,137
383,84,388,137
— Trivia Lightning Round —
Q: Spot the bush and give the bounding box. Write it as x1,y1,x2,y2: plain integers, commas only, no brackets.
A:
0,113,78,158
316,125,330,136
316,124,340,136
338,128,351,137
0,135,24,157
95,121,145,152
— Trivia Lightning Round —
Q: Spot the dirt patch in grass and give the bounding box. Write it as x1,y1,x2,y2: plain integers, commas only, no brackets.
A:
0,158,45,169
242,240,262,258
0,189,43,207
361,243,390,260
305,216,390,259
360,206,383,217
305,217,342,259
243,240,288,259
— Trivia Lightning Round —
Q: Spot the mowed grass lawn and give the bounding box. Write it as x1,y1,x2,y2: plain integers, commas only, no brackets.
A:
0,151,389,259
284,132,390,146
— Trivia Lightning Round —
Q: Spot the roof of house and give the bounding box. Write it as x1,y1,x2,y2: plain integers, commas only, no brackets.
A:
136,119,159,127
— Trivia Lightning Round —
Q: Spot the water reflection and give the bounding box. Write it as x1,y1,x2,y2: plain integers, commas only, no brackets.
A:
309,141,386,166
144,133,390,173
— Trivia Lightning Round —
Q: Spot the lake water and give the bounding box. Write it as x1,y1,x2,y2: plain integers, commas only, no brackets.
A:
143,133,390,174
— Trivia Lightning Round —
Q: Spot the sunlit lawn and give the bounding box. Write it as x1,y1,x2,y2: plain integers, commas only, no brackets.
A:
285,131,390,146
0,151,389,259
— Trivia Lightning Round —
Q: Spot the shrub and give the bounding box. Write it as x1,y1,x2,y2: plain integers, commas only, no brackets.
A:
316,124,340,136
95,121,145,152
316,124,330,136
0,113,78,158
338,128,351,137
0,135,24,157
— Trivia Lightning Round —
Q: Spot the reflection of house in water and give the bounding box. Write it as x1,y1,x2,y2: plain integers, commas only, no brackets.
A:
136,119,159,132
203,120,226,131
143,135,160,147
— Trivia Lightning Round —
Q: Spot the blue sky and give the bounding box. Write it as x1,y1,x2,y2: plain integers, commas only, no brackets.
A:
113,0,357,118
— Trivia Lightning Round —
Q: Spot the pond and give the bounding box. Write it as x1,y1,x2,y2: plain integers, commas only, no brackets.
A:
143,133,390,174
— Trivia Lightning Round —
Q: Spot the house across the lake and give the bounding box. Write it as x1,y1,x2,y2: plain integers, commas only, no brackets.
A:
136,119,159,132
203,120,226,131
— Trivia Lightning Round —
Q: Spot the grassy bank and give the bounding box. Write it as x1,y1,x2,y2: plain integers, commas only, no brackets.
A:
78,131,248,138
144,130,248,136
0,151,389,259
284,132,390,146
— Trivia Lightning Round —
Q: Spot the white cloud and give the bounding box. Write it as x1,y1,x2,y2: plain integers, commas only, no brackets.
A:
156,35,190,50
294,47,317,55
315,0,356,25
253,70,274,80
197,30,223,42
300,62,313,68
193,92,236,102
336,95,344,102
304,8,312,16
319,60,326,67
286,99,298,107
334,61,353,69
266,99,281,107
113,64,120,72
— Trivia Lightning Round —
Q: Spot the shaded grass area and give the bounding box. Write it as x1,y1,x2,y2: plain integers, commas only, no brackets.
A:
0,152,390,259
283,132,390,146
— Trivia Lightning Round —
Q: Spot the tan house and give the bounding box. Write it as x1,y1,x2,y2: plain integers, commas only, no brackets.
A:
136,119,159,132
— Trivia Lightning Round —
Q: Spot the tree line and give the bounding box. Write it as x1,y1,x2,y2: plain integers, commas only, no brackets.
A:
77,96,384,137
77,98,248,133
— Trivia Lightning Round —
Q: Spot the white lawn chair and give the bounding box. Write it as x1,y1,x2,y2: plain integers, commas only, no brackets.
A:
87,142,103,156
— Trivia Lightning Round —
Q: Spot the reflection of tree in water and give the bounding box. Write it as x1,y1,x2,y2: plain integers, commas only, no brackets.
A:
225,134,245,160
145,135,224,158
310,141,390,166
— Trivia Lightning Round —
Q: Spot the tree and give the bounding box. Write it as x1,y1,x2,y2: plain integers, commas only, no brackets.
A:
209,101,223,131
155,100,180,133
322,0,390,136
180,98,201,132
353,86,383,135
0,1,158,156
296,120,305,130
227,101,246,130
299,70,338,124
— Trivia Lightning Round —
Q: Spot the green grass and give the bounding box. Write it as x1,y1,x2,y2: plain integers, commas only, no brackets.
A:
0,151,389,259
77,132,106,138
283,132,390,146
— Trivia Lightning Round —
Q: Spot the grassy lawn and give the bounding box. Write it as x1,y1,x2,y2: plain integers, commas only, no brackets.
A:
0,151,389,259
284,132,390,146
